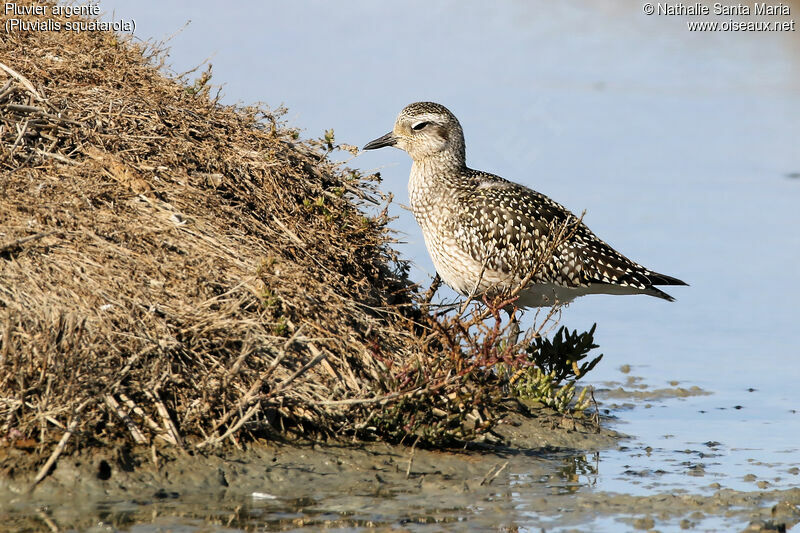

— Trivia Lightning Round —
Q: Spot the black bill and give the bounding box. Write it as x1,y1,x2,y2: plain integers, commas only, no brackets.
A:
363,132,397,151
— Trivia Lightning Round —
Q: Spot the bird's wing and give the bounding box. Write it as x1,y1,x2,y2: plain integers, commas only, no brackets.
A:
447,174,670,290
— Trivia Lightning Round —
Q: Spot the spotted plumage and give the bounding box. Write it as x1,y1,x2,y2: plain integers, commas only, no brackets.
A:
363,102,686,307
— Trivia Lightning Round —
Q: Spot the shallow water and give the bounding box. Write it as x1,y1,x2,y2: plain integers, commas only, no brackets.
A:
54,0,800,529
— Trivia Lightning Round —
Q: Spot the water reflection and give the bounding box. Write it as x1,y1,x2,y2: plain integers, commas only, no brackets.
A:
555,452,600,492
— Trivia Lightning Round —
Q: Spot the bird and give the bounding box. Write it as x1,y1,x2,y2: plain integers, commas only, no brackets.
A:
363,102,686,309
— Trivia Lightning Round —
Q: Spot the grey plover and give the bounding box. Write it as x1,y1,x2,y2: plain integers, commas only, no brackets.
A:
364,102,686,308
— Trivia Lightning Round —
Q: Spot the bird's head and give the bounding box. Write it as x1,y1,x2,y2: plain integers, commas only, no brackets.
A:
363,102,465,163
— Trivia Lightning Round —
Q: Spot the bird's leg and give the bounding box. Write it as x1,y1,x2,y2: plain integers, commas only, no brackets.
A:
503,304,520,349
460,258,491,315
421,273,442,305
504,305,521,349
503,305,530,391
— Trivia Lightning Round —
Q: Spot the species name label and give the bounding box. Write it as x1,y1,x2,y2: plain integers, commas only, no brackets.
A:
3,2,136,34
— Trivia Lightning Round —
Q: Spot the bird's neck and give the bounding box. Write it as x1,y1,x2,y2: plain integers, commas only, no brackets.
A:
409,151,465,186
409,152,467,222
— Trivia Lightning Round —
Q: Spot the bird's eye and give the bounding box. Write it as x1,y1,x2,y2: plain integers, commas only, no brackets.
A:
411,121,429,131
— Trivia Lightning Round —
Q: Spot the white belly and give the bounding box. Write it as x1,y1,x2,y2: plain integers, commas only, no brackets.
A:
421,230,648,309
515,283,586,308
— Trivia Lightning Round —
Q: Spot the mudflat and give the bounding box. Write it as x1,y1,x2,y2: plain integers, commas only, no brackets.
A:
2,407,798,531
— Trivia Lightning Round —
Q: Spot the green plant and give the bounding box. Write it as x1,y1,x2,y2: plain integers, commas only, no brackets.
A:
504,324,602,413
511,366,590,413
323,128,335,150
527,324,603,382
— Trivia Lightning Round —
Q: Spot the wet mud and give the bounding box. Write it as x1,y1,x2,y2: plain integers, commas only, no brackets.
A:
1,388,798,532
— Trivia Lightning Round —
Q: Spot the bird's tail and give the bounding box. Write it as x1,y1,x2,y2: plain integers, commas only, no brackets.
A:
646,271,688,287
643,271,688,302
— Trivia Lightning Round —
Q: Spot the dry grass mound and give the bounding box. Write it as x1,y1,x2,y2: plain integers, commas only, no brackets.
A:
1,9,418,449
0,8,590,482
